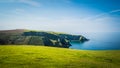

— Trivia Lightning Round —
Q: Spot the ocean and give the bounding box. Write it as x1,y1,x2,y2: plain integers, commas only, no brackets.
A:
69,32,120,50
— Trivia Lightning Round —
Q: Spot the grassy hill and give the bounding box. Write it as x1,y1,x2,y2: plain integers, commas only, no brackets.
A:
0,45,120,68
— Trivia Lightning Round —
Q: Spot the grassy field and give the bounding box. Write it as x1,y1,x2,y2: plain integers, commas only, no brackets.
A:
0,45,120,68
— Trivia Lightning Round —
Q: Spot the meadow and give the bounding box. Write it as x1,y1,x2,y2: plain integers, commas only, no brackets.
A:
0,45,120,68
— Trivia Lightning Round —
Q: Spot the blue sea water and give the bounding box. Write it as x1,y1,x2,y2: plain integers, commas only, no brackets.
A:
69,32,120,50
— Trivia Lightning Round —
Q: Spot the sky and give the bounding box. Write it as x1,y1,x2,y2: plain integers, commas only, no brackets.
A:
0,0,120,34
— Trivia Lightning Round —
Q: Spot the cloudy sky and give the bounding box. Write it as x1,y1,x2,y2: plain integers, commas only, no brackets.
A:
0,0,120,33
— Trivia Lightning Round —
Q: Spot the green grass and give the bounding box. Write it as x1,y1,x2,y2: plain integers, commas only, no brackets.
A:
0,45,120,68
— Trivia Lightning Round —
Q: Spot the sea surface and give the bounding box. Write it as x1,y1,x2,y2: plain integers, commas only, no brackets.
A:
69,32,120,50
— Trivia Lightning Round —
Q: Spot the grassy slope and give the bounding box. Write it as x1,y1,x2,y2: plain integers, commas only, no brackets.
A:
0,45,120,68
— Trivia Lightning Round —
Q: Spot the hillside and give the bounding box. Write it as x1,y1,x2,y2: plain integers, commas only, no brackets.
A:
0,29,88,48
0,45,120,68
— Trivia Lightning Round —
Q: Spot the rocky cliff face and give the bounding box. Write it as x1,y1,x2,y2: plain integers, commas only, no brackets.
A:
58,34,88,42
22,31,71,48
0,29,88,48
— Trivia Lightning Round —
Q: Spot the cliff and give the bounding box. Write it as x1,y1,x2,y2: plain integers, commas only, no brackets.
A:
0,29,88,48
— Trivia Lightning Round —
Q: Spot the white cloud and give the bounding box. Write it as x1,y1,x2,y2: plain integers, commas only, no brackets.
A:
0,0,41,7
85,9,120,20
19,0,40,7
12,8,25,14
63,0,71,3
110,9,120,13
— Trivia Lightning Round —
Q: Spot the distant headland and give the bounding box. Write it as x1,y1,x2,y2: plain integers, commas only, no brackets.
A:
0,29,89,48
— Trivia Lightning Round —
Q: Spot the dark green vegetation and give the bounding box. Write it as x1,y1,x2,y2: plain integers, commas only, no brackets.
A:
0,29,88,48
0,45,120,68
